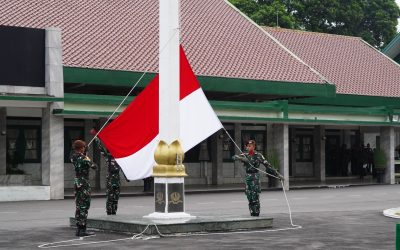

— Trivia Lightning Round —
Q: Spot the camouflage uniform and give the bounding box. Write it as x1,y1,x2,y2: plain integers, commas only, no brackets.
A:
95,138,121,215
233,151,280,216
71,151,96,228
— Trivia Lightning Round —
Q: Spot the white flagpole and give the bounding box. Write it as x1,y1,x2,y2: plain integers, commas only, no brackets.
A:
159,0,180,144
145,0,194,221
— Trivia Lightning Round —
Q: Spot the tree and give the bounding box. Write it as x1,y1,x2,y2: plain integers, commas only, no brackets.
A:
228,0,400,48
230,0,296,28
293,0,399,48
361,0,400,48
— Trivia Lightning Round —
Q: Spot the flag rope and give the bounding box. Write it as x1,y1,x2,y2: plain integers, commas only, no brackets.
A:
87,28,179,148
222,127,301,229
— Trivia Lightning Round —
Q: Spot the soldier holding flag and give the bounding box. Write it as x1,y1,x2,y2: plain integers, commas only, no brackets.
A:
91,128,121,215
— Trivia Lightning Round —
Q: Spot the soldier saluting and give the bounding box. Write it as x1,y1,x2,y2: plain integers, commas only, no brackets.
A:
71,140,96,237
233,139,283,216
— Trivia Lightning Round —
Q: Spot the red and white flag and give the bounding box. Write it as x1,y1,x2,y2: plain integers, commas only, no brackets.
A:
98,47,222,180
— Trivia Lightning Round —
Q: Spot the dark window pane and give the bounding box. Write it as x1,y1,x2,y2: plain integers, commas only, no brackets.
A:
64,126,84,162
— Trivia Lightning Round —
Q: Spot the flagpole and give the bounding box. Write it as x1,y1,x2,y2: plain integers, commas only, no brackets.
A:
144,0,194,222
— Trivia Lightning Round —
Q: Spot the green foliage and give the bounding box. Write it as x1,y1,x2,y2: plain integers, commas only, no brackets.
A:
228,0,400,48
230,0,296,28
266,149,279,170
373,148,387,169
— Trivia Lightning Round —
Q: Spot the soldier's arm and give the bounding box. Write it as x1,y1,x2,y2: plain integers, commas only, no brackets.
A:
80,154,97,170
94,137,110,158
260,154,284,180
232,154,249,163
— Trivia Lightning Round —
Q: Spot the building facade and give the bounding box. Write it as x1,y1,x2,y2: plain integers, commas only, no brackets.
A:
0,0,399,201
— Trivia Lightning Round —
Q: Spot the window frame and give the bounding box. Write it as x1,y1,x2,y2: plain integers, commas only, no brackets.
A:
64,126,85,163
6,125,41,163
294,134,314,162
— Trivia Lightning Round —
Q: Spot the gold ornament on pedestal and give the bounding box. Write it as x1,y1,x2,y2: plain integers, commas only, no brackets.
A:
152,140,187,177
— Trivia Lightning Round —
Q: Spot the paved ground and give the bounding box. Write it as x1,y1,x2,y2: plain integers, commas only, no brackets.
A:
0,185,399,249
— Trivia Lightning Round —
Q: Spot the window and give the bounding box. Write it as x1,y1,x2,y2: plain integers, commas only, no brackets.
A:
222,130,235,162
241,130,265,154
64,126,84,162
7,125,41,163
295,135,313,162
184,143,201,163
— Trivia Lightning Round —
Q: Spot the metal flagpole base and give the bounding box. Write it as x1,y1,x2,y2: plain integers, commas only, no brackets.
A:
143,176,196,223
143,212,196,224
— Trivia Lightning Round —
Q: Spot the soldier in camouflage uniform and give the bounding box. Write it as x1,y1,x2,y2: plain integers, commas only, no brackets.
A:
91,129,121,215
233,140,283,216
70,140,97,237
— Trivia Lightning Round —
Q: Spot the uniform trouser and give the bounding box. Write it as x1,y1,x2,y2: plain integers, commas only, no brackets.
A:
75,185,91,227
106,183,120,214
245,173,261,215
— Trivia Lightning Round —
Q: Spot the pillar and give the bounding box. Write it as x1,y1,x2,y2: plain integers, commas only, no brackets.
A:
84,119,98,189
234,123,242,177
211,130,224,185
381,127,395,184
343,129,351,175
266,124,274,154
314,125,326,182
42,27,64,199
45,27,63,110
272,124,289,190
42,106,64,199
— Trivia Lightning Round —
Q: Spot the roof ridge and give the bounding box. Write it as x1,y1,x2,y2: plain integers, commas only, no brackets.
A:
224,0,330,85
359,38,400,72
264,26,361,40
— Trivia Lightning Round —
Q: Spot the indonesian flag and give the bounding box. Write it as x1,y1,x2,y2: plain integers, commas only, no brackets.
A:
98,47,223,180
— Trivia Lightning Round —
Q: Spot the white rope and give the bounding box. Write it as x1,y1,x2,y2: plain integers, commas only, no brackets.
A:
87,28,179,148
38,220,301,248
222,127,302,229
280,178,302,229
222,127,279,179
86,71,146,148
37,224,159,248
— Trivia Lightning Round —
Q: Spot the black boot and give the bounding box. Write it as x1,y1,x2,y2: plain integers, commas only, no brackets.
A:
77,225,95,237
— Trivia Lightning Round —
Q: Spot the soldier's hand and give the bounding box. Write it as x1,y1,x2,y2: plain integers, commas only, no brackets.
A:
91,163,98,170
90,128,97,136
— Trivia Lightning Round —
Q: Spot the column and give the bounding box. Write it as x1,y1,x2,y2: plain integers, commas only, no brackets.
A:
313,126,326,182
42,27,64,199
93,118,107,190
42,106,64,199
381,127,395,184
84,119,98,190
343,130,351,175
211,130,224,185
45,27,63,110
0,108,6,175
272,124,289,190
266,124,274,154
234,123,242,177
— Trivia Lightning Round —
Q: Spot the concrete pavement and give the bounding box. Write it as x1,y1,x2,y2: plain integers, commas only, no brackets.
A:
1,184,399,249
